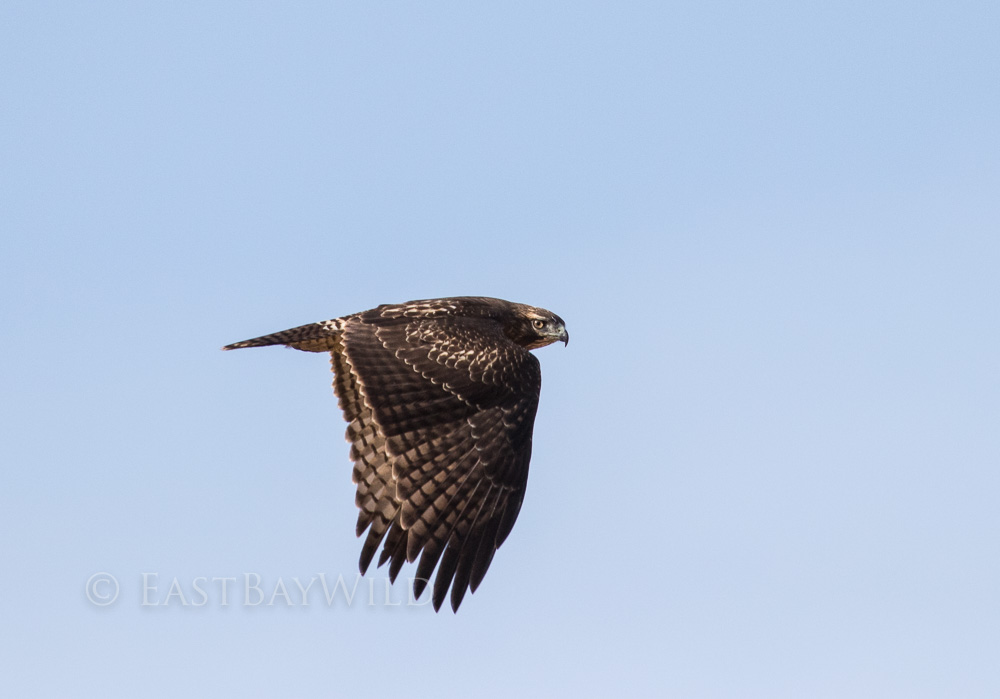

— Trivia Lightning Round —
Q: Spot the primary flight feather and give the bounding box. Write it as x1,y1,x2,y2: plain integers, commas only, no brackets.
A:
224,296,568,612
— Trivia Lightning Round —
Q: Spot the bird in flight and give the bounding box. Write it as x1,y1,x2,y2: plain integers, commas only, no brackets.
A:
224,296,568,611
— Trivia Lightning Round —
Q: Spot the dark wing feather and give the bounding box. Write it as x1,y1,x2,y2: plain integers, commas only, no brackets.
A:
341,309,540,611
226,298,542,613
329,336,399,575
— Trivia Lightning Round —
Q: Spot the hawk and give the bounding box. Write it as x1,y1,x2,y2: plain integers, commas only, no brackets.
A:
224,296,568,611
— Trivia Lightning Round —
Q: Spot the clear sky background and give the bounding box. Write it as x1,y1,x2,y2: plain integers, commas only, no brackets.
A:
2,2,998,697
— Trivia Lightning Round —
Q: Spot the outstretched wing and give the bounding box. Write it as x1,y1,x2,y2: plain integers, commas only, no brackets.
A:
341,307,540,611
224,298,542,612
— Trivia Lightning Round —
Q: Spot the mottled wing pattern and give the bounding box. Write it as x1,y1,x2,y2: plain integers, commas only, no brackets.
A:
325,336,395,578
225,298,544,612
342,304,539,611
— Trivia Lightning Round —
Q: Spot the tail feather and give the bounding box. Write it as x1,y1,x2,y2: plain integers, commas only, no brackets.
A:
222,318,346,353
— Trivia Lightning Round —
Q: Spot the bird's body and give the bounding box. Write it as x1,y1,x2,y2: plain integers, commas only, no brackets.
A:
224,296,567,611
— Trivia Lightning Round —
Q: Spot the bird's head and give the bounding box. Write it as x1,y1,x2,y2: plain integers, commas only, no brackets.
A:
507,305,569,349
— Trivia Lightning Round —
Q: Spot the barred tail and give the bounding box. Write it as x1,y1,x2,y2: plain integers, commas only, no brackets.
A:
222,318,345,353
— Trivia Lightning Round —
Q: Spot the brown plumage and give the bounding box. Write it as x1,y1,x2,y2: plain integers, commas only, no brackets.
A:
224,296,568,611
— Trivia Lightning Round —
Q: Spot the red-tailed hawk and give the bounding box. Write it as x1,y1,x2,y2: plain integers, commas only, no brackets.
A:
224,297,568,611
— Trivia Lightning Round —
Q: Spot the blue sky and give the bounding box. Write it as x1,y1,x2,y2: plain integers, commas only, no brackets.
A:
2,2,998,696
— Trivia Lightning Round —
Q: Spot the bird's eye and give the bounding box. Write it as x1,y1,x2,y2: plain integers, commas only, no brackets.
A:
532,319,545,330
